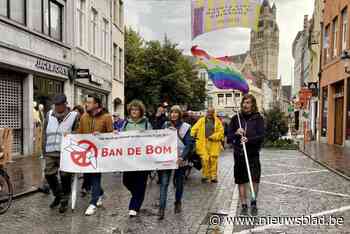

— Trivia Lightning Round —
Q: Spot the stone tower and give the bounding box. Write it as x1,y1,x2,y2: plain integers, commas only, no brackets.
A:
250,0,279,80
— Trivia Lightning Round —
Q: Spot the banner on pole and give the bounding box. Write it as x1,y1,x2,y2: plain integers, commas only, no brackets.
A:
60,130,178,173
191,0,262,39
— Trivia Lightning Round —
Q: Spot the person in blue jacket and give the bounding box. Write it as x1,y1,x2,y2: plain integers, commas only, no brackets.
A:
158,105,194,220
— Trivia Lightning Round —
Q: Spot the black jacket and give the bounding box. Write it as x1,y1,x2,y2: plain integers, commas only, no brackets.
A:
227,112,265,155
152,113,168,130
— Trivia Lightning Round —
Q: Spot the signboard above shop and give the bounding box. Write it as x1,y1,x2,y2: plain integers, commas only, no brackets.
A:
69,66,103,86
35,59,69,77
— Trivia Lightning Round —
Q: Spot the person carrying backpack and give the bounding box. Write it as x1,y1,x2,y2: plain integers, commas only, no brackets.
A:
158,105,194,220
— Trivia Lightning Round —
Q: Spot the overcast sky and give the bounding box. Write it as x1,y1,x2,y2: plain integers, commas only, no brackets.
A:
125,0,314,85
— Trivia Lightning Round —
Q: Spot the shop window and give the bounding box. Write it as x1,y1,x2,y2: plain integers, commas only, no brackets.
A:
74,86,107,110
33,77,64,114
0,76,23,154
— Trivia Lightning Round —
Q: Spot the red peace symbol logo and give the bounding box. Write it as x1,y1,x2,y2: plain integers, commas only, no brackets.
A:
70,140,98,167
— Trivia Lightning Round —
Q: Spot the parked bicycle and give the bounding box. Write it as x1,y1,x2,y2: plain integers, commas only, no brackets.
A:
0,165,13,214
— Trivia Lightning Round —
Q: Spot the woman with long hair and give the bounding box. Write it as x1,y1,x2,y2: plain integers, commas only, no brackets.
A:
227,94,265,216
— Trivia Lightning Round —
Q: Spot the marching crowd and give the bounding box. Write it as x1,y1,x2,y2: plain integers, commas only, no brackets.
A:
41,93,264,218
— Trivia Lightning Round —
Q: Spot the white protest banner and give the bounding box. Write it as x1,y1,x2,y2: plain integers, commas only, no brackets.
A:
60,129,178,173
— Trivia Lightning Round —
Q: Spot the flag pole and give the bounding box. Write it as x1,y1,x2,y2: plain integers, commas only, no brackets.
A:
234,93,256,201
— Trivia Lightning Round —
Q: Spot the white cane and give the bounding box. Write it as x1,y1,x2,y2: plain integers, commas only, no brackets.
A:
234,96,256,201
71,173,78,211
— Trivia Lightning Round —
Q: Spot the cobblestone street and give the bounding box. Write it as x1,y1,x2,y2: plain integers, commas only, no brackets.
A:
1,149,350,234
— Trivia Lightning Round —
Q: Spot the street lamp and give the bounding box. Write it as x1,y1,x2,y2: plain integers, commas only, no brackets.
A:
341,50,350,74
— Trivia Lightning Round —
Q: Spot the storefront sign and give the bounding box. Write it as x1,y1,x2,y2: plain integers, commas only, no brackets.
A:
299,88,312,108
35,59,69,77
89,75,104,85
60,130,178,173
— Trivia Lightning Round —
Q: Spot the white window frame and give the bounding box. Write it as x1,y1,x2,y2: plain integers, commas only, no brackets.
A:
342,9,348,51
333,17,338,57
113,44,118,80
102,18,109,61
218,94,225,106
113,0,119,25
90,7,98,55
119,47,123,82
77,0,86,48
226,93,233,105
119,0,123,28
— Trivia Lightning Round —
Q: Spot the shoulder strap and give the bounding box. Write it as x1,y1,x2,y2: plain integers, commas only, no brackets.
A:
122,120,129,130
177,122,191,144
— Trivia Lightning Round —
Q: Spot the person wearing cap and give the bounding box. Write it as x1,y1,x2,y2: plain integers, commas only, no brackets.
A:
78,95,114,216
158,105,194,220
42,94,80,213
112,113,125,131
191,107,224,183
152,104,168,130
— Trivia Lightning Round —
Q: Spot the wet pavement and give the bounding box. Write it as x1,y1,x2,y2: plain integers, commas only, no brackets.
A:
302,141,350,179
4,155,42,196
1,149,350,234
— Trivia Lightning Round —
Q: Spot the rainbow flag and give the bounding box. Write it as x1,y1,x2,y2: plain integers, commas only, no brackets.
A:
191,45,249,93
191,0,262,39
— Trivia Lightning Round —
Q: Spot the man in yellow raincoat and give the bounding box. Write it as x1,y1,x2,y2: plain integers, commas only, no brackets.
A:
191,107,224,183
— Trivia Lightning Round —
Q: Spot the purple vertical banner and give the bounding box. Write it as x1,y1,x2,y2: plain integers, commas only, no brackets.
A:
192,6,204,39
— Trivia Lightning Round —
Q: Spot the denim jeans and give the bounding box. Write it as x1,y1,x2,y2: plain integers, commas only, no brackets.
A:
87,173,104,206
159,168,185,209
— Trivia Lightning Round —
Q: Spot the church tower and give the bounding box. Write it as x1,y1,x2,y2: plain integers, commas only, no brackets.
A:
250,0,279,80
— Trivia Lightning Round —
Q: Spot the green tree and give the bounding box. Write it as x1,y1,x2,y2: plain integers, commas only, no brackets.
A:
125,28,206,111
264,106,289,142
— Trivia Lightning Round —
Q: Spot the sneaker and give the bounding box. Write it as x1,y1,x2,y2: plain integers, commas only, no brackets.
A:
129,210,137,217
240,204,248,216
85,205,97,216
211,179,218,183
96,195,104,207
49,196,61,209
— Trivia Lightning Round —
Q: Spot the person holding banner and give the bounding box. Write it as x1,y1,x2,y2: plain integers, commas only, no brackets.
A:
191,107,224,183
42,94,80,213
227,94,264,216
158,105,194,220
122,100,153,218
78,95,114,216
